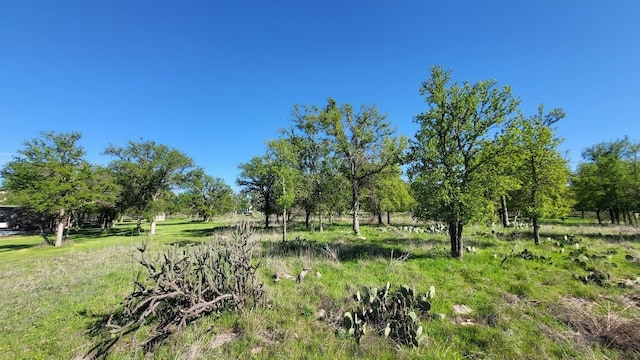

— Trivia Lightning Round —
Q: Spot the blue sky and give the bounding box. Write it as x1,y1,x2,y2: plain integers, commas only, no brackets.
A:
1,1,638,190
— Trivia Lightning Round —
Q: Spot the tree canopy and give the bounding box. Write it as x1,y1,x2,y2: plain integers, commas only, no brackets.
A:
409,66,519,258
505,105,571,244
0,131,91,246
317,98,407,235
104,140,194,235
183,168,235,222
572,137,639,225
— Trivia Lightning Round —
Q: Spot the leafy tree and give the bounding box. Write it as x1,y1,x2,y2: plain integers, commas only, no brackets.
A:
266,139,300,241
409,66,519,258
233,191,251,216
505,106,571,244
237,155,277,228
155,189,183,219
318,98,407,235
104,140,194,235
176,191,198,218
573,137,638,224
0,131,90,246
483,131,525,228
184,168,235,222
81,165,121,230
282,104,336,231
571,162,602,221
373,166,416,225
323,168,351,225
627,142,640,222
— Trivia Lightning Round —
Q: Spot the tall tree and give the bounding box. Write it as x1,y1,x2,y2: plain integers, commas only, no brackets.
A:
184,168,235,222
318,98,407,235
282,104,335,231
409,66,519,258
506,106,571,244
237,155,277,228
0,131,90,246
266,139,300,241
104,140,194,235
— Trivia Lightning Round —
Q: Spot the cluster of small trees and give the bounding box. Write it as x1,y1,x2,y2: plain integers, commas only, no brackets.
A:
0,134,242,246
1,66,636,258
572,137,640,225
236,98,412,241
237,66,575,256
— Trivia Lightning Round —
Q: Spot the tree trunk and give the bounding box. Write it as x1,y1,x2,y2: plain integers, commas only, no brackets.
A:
282,207,287,242
54,210,66,247
318,212,324,232
305,209,311,229
609,209,615,224
448,221,463,258
596,209,602,225
387,211,391,225
500,195,510,227
352,180,360,235
532,217,540,245
377,210,383,225
150,219,157,235
265,213,270,229
353,200,360,235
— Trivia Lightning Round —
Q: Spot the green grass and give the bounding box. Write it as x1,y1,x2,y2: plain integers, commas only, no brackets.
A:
1,215,639,359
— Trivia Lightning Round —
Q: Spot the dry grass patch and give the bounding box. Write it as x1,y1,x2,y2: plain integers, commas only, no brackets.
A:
550,296,640,356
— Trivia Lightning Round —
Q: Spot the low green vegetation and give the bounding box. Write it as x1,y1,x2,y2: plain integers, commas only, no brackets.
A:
1,215,639,359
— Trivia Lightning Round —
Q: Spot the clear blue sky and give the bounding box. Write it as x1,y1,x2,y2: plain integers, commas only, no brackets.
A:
1,1,638,191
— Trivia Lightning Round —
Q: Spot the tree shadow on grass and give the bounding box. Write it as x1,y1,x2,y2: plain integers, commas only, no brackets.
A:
262,237,450,262
80,307,169,360
0,243,39,252
180,225,236,238
68,227,142,240
155,219,200,226
79,309,122,360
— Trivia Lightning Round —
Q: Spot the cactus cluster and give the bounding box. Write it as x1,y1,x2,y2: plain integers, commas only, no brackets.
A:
568,248,614,287
341,282,435,347
559,234,582,245
516,248,549,262
574,270,610,286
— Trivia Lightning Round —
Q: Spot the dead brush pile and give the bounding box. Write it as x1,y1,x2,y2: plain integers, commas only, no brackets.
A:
86,220,264,358
550,297,640,356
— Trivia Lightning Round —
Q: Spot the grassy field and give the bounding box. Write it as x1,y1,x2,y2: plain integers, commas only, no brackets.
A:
1,214,639,359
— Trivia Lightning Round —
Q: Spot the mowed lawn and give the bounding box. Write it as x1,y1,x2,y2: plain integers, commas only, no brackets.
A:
1,216,639,359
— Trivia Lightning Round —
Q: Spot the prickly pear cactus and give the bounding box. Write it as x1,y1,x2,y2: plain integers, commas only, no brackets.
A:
341,282,433,346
